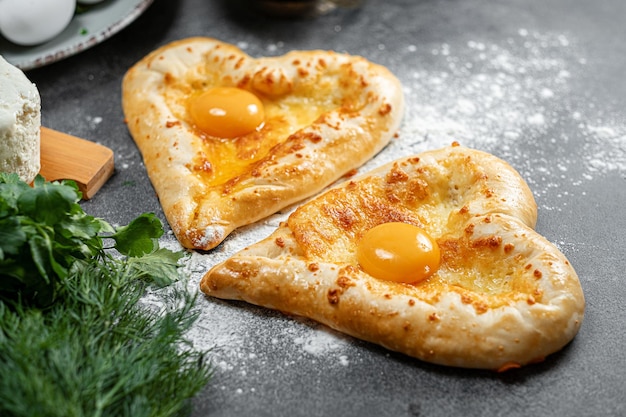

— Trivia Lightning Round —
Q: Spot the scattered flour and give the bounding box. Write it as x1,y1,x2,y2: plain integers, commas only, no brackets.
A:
294,326,350,356
86,115,103,128
357,29,626,215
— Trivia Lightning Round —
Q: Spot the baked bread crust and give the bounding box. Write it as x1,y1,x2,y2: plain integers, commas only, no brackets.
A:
121,37,404,250
200,144,585,370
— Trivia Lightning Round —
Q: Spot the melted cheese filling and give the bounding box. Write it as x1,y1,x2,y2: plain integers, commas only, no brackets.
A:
163,65,355,189
287,155,540,308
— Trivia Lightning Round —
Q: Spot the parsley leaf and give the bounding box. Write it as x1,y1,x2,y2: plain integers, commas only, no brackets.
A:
0,174,181,307
126,248,186,287
111,212,164,257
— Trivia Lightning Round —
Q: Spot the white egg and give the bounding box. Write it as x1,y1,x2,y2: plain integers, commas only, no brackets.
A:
0,0,77,46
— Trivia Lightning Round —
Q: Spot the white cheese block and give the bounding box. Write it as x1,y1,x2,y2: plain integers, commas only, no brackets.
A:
0,55,41,183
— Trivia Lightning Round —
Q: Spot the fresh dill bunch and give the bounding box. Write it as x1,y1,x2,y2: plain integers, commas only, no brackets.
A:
0,260,212,417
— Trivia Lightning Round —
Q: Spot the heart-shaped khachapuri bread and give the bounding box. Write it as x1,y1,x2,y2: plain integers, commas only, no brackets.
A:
121,37,404,250
201,144,585,371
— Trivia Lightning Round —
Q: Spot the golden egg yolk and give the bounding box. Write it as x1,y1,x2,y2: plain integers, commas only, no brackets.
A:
188,87,265,138
357,222,441,284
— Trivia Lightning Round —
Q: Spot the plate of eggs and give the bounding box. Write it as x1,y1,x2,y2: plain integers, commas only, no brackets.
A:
0,0,153,70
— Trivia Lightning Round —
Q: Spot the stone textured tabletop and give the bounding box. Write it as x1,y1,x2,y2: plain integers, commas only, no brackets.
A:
17,0,626,415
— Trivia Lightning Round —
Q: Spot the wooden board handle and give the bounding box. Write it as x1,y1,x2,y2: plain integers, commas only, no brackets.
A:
39,127,114,200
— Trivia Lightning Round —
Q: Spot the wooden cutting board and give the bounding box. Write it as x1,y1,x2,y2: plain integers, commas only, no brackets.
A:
39,127,114,200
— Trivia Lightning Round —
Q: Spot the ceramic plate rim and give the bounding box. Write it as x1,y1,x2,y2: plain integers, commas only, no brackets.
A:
0,0,154,71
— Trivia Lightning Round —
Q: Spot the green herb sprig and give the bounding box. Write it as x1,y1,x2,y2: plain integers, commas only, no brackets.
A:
0,173,178,306
0,173,212,417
